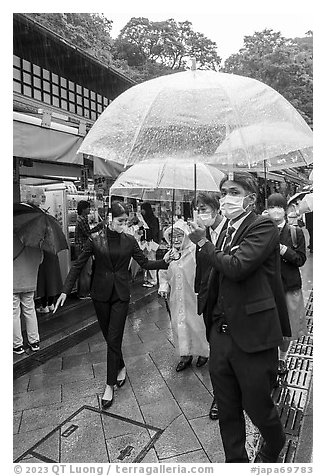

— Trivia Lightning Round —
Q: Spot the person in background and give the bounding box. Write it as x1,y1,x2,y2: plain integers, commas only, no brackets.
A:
299,192,313,253
54,201,174,410
158,219,209,372
74,200,104,299
193,191,228,420
188,172,290,463
26,188,63,313
140,202,160,287
266,193,307,376
13,234,43,353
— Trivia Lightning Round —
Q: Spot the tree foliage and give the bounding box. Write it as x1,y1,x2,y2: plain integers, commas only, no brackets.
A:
26,13,114,65
112,17,222,80
222,29,313,126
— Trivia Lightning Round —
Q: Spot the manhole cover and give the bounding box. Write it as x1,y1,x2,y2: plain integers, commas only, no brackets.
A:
15,405,162,463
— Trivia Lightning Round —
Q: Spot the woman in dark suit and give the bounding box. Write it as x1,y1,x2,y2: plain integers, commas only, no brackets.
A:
54,201,173,409
266,193,307,375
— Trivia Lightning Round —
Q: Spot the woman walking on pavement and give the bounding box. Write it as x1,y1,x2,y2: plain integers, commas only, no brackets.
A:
54,201,174,409
158,219,209,372
266,193,307,376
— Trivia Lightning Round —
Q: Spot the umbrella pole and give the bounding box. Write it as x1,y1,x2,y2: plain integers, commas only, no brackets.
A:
171,188,175,247
264,159,268,209
193,161,198,222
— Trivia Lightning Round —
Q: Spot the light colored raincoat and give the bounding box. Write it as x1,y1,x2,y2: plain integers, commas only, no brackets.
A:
159,220,209,358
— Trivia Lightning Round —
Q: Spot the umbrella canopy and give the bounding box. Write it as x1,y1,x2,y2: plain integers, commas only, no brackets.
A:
213,122,312,170
78,69,312,168
110,159,225,201
13,203,68,254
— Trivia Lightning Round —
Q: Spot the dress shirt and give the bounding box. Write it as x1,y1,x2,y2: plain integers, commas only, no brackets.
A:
221,212,250,250
209,216,227,245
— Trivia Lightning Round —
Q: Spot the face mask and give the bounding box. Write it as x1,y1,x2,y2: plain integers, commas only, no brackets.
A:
220,195,251,221
198,212,215,227
111,219,125,234
267,207,285,222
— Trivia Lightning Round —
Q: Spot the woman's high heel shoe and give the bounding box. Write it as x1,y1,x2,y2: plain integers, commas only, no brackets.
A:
117,367,126,388
101,385,114,409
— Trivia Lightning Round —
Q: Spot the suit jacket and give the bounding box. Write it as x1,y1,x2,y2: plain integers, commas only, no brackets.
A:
279,224,306,292
63,226,168,302
198,212,291,353
195,220,228,315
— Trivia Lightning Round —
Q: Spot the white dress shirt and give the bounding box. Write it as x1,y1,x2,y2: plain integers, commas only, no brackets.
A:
209,216,227,245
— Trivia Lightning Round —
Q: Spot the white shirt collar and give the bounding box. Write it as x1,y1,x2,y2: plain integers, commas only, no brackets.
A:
230,212,251,232
210,216,227,235
278,220,286,229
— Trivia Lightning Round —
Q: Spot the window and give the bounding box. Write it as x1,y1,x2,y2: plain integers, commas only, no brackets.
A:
23,85,32,97
23,72,31,84
13,55,21,67
13,68,21,81
22,59,31,72
43,69,50,80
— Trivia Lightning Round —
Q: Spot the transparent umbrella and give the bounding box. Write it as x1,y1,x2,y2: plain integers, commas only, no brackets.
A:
110,158,225,244
79,69,312,171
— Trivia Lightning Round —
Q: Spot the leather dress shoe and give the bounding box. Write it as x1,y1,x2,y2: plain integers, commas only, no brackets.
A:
209,400,219,420
196,356,208,367
176,356,193,372
101,396,114,410
117,378,126,388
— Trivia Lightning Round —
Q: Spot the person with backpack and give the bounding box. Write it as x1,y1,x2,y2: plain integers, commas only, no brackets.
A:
266,193,308,376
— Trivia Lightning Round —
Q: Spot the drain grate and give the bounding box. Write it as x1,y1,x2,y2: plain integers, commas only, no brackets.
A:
288,341,313,359
280,436,298,463
15,405,163,463
297,335,313,346
306,317,313,335
272,385,308,410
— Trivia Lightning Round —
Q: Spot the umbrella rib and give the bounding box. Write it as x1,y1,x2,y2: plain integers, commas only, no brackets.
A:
124,89,164,166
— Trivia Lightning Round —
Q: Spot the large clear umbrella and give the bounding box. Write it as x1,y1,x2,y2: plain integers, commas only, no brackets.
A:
79,69,312,172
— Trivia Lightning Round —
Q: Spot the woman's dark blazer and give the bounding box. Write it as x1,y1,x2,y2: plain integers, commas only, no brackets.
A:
63,226,168,302
279,224,306,292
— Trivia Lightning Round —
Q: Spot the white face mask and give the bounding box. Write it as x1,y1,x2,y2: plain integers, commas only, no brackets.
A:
267,207,285,222
220,195,250,221
198,212,215,227
111,218,126,234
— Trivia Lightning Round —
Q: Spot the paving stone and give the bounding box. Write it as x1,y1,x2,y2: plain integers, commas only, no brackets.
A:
160,449,211,463
189,416,225,463
141,447,159,463
163,373,213,419
60,409,109,462
14,425,56,461
62,349,107,370
92,361,107,380
120,341,147,358
88,340,107,353
28,365,95,391
140,397,182,429
154,414,201,459
13,374,30,394
14,386,62,412
62,377,105,402
19,396,98,433
59,341,90,357
28,357,63,376
105,428,152,463
34,427,60,462
13,412,22,435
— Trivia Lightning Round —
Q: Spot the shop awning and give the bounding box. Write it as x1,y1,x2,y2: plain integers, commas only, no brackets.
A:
13,112,83,164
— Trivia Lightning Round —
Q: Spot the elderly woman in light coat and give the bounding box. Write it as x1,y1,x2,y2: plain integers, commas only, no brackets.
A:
158,219,209,372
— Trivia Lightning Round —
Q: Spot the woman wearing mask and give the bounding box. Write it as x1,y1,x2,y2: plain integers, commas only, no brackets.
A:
54,201,174,409
266,193,307,376
158,219,209,372
140,202,160,287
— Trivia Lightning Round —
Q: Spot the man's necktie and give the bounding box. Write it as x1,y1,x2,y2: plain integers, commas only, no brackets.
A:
223,226,235,253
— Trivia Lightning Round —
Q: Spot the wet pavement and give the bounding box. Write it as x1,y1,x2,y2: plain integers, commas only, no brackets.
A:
13,251,313,464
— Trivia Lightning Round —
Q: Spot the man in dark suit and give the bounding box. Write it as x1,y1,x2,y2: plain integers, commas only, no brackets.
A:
188,172,291,463
193,192,228,420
